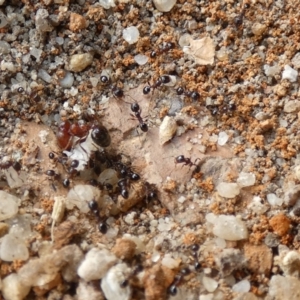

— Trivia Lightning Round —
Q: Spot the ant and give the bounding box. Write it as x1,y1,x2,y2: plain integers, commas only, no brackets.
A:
190,244,201,271
118,178,130,199
100,75,125,98
176,87,200,101
168,267,191,296
88,199,108,234
56,117,111,151
17,86,41,103
174,155,201,169
0,160,21,172
120,265,144,288
143,75,171,95
149,42,174,58
129,102,149,133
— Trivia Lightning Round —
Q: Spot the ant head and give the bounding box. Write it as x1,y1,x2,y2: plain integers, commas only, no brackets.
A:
175,155,185,164
121,188,129,199
100,75,109,84
113,87,124,98
143,86,151,95
176,87,184,95
191,91,200,101
161,75,171,84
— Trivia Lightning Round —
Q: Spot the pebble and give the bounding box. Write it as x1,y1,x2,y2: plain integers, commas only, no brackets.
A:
38,69,52,83
112,238,137,260
153,0,177,12
69,13,87,32
161,254,180,269
217,182,240,198
134,54,148,65
247,196,268,215
218,131,229,146
263,64,280,77
101,263,131,300
294,166,300,181
77,247,117,281
282,65,298,82
269,213,290,236
122,26,140,44
99,0,116,9
212,215,248,241
267,193,283,206
0,40,11,54
237,172,256,187
202,276,218,293
283,100,300,113
77,280,104,300
0,222,8,237
159,116,177,145
2,273,30,300
277,250,300,277
215,249,245,276
35,9,53,32
284,185,300,206
251,22,266,36
59,72,74,88
69,53,93,72
232,279,251,293
0,191,21,221
268,275,300,299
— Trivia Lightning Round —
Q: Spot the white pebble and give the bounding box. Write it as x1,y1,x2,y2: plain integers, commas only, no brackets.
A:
217,131,229,146
77,247,117,281
177,196,186,203
59,72,74,88
0,191,20,221
237,172,256,187
134,54,148,65
212,215,248,241
101,263,131,300
264,64,280,77
0,234,29,262
122,26,140,44
159,116,177,145
232,279,251,293
161,254,180,269
69,53,93,72
202,276,218,293
248,196,268,215
282,65,298,82
2,273,30,300
0,40,10,54
99,0,116,9
38,69,52,83
267,193,283,206
217,182,240,198
153,0,177,12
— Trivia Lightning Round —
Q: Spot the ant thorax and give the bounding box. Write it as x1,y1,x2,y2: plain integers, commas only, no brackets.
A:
63,129,104,171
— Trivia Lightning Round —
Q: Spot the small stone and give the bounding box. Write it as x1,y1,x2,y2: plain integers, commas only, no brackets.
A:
274,84,287,97
101,263,131,300
69,13,87,32
264,232,280,248
244,243,272,275
284,185,300,206
0,233,29,261
247,196,268,215
53,221,78,250
134,54,148,65
159,116,177,145
99,0,116,9
161,254,180,269
237,172,256,187
0,40,11,54
268,275,300,300
2,273,30,300
122,26,140,44
69,53,93,72
217,182,240,198
213,215,248,241
202,276,218,293
269,213,290,236
153,0,177,12
77,247,117,281
282,65,298,82
33,273,62,297
35,9,53,32
218,131,229,146
232,279,251,293
112,238,137,260
277,250,300,277
263,64,280,77
0,191,20,221
284,100,300,113
59,72,74,88
267,193,283,206
38,69,52,83
251,22,266,35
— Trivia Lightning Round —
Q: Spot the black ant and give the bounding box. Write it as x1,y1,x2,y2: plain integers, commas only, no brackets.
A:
120,265,143,288
129,102,148,133
176,87,200,101
143,75,171,95
190,244,201,271
118,178,130,199
17,87,41,103
174,155,201,169
88,199,109,234
149,42,174,58
168,267,191,296
100,75,125,98
0,160,21,172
